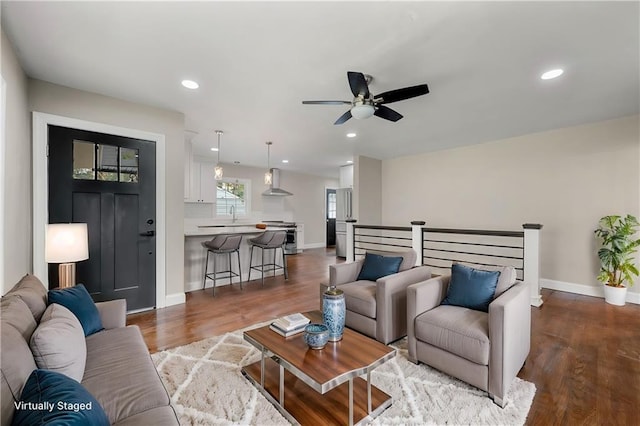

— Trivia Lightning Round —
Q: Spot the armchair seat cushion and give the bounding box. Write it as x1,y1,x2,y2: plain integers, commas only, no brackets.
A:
341,281,377,318
415,305,490,365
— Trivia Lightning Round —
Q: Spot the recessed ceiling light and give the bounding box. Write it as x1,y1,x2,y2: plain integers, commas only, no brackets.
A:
181,79,199,89
234,161,240,164
540,69,564,80
346,160,353,164
210,147,219,152
346,132,357,138
282,160,289,163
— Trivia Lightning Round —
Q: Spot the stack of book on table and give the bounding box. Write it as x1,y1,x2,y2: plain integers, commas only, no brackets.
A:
269,313,310,337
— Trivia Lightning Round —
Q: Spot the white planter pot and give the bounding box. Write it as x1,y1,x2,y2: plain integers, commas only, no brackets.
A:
603,284,627,306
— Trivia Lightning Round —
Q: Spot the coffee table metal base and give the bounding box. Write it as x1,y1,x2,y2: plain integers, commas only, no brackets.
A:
242,357,392,426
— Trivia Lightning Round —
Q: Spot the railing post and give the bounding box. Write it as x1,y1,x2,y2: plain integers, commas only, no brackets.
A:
411,221,425,266
523,223,543,307
346,219,357,263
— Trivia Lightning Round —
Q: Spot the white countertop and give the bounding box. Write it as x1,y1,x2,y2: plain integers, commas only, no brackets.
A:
184,225,291,237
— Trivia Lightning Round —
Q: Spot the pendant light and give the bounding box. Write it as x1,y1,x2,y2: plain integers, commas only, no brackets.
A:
264,141,273,185
214,130,223,180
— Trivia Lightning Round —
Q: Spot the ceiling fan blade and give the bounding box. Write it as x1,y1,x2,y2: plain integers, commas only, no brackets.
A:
375,84,429,104
374,105,403,122
347,71,370,98
302,100,352,105
334,110,353,125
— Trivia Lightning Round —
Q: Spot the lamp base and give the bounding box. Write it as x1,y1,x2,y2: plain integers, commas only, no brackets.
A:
58,263,76,288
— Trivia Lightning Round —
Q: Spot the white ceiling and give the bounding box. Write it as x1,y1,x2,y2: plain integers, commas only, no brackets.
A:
2,1,638,177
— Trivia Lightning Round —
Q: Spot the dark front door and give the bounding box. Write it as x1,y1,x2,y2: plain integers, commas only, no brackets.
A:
48,125,156,311
326,189,336,246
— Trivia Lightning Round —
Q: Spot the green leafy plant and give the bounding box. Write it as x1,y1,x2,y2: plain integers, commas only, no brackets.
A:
594,214,640,287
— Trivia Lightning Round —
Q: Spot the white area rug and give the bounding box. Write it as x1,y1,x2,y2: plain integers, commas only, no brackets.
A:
152,324,535,425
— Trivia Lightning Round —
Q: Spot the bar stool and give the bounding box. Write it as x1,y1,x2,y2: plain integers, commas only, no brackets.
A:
202,234,242,296
248,231,288,286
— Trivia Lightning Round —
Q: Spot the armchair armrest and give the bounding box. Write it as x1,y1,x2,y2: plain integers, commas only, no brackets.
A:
329,260,364,286
95,299,127,329
488,281,531,405
375,266,432,344
406,275,450,362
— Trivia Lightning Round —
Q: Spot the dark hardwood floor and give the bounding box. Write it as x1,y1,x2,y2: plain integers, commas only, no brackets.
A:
128,248,640,425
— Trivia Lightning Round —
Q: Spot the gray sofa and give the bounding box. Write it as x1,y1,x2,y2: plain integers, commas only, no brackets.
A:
0,274,178,425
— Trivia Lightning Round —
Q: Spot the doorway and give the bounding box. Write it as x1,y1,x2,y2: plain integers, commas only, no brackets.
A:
48,125,156,310
326,188,336,246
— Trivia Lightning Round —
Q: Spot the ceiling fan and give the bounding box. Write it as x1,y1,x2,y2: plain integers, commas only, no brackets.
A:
302,71,429,125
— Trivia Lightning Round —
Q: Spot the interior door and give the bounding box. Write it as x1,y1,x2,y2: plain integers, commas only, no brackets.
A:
326,189,336,246
48,125,156,311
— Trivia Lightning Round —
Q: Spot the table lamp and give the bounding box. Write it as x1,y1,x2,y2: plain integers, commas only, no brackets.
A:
46,223,89,288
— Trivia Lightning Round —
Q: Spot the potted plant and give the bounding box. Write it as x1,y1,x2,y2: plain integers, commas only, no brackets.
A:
594,214,640,306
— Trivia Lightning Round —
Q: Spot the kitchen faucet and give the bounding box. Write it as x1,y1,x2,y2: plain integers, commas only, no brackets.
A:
229,205,236,223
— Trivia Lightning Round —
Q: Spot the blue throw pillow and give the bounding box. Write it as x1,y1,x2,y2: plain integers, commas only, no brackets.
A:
11,369,109,426
357,252,403,281
441,264,500,312
48,284,103,336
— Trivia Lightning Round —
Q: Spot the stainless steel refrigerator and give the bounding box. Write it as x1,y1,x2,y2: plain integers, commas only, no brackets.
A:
335,188,352,258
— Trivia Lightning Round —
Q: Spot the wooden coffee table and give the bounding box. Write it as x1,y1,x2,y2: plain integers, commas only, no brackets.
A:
242,311,395,425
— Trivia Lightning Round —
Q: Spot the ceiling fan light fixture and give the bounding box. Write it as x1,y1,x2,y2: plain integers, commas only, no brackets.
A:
351,104,375,120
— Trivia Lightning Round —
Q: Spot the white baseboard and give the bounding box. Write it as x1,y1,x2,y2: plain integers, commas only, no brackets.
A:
165,292,186,306
304,242,326,249
540,278,640,305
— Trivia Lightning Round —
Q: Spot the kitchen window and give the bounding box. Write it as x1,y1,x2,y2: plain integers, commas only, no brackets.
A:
216,178,250,217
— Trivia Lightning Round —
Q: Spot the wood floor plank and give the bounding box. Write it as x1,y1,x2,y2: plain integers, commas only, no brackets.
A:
128,248,640,425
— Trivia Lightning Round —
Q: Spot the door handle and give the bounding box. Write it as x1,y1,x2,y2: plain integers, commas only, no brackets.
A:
140,230,155,237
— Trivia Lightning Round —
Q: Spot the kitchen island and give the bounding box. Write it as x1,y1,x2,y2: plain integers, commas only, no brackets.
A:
184,225,289,292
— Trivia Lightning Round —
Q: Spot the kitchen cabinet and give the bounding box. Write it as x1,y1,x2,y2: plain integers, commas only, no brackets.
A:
340,164,353,188
184,140,192,200
186,160,216,203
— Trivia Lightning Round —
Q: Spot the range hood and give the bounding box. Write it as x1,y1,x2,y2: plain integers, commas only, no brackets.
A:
262,168,293,196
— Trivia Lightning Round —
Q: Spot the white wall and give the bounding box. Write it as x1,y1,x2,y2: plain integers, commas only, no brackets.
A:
28,80,186,301
1,30,32,293
382,115,640,296
195,163,338,246
354,155,382,226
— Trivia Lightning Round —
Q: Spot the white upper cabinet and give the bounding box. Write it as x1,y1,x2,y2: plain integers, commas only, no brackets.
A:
184,140,192,200
339,164,353,188
187,161,216,203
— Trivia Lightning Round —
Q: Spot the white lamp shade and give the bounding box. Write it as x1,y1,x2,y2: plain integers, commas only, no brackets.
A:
351,104,375,119
46,223,89,263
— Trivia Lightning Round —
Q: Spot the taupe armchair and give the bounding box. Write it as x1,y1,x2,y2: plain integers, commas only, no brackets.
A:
406,265,530,407
320,249,431,344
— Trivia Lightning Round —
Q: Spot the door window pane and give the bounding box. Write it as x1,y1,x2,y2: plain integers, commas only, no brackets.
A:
73,140,96,180
97,144,118,181
119,147,139,183
328,193,337,219
73,141,139,183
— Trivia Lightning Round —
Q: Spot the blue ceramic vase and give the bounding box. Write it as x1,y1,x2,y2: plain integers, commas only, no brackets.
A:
322,286,345,341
